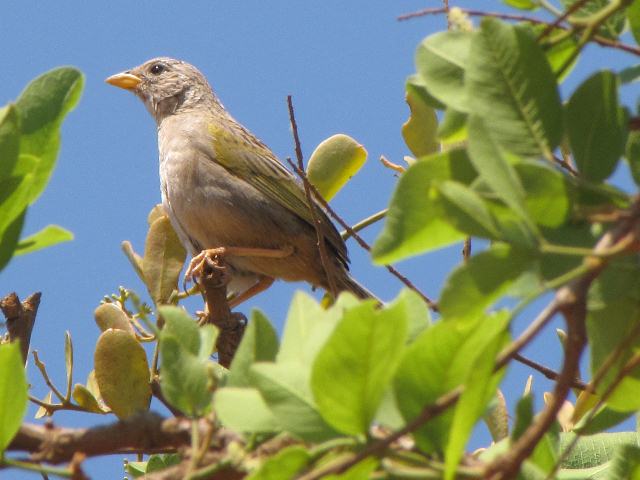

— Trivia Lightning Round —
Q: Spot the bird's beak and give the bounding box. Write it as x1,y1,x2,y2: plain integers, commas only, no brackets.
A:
105,72,142,90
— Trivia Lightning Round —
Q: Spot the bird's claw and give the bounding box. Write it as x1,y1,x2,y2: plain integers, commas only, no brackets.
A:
183,248,229,292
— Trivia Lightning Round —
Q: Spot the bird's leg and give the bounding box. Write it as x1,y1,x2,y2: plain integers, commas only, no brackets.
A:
184,245,294,287
228,275,275,308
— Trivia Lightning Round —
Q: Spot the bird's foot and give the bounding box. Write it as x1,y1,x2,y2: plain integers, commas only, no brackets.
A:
184,247,229,290
184,245,294,290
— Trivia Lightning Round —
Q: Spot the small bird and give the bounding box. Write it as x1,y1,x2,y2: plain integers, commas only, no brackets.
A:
106,57,372,304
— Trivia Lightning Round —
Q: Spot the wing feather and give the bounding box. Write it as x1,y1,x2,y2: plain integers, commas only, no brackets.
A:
209,121,349,266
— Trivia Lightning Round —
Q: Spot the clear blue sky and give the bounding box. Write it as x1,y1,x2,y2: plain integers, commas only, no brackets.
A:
2,1,637,478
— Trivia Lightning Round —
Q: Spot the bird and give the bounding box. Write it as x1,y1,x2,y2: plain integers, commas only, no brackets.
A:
105,57,373,305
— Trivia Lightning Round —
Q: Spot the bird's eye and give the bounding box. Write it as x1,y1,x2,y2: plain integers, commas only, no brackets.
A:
149,64,165,75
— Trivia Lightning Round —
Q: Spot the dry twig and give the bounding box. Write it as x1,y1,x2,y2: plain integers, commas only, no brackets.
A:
286,95,339,297
1,292,41,363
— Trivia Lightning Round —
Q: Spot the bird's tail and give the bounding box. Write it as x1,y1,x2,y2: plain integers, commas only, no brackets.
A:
334,272,378,302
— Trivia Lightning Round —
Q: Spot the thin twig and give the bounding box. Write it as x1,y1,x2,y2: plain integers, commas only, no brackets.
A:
286,95,339,297
496,301,560,369
286,160,437,310
443,0,451,29
379,155,405,174
538,0,591,40
513,353,587,390
462,238,471,261
398,7,551,25
398,6,640,57
341,209,387,240
28,396,89,415
552,154,578,176
32,351,66,403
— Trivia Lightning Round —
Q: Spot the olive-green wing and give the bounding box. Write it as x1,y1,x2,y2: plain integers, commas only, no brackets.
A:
209,122,349,265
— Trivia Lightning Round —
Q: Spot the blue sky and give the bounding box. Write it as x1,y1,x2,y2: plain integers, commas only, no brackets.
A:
2,1,638,478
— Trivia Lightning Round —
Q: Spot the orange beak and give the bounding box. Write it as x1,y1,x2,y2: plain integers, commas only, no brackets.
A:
105,72,142,90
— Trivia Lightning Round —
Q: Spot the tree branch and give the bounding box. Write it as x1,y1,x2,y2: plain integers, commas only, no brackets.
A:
1,292,41,364
199,255,245,368
485,197,640,479
7,412,239,465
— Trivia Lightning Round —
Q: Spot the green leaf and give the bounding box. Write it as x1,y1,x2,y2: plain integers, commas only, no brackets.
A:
143,215,187,305
251,362,338,442
160,334,213,416
0,343,28,453
467,116,537,233
323,458,378,480
121,240,145,281
561,0,625,40
277,291,347,365
214,387,280,433
445,311,510,479
402,82,439,157
94,329,151,419
515,161,570,228
538,223,597,281
405,74,446,110
625,131,640,186
94,303,135,334
157,307,215,416
607,444,640,479
587,257,640,411
467,115,534,233
503,0,538,9
311,298,409,436
15,67,83,204
440,244,533,323
247,446,310,480
436,180,501,239
306,134,367,201
227,310,279,387
64,331,73,400
0,105,20,180
15,224,73,255
566,71,627,183
416,31,474,112
529,24,577,81
466,18,563,158
0,211,25,272
510,394,559,474
371,149,476,264
574,407,634,435
437,109,467,144
158,306,200,355
397,288,432,342
72,384,106,414
560,432,640,470
619,64,640,85
393,317,484,453
629,1,640,46
0,174,33,235
127,454,181,478
484,390,509,442
512,394,534,440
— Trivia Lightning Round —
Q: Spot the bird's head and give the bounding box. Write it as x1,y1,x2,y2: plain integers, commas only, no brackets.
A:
106,57,218,122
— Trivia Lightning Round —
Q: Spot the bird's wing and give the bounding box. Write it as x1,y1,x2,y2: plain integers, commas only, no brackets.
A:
209,122,349,266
